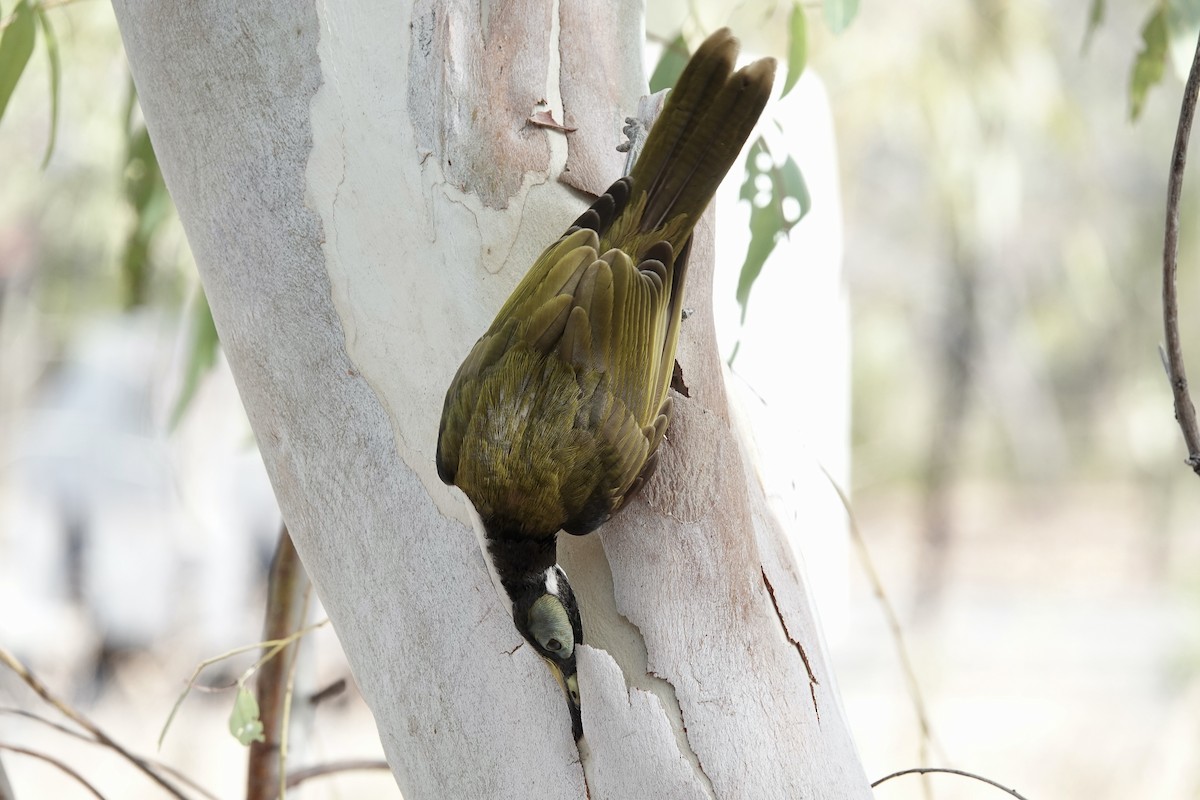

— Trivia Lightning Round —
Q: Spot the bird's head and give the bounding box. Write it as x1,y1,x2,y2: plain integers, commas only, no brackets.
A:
509,565,584,738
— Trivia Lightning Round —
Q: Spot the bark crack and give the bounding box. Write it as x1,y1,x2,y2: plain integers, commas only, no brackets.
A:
587,544,717,799
761,569,820,723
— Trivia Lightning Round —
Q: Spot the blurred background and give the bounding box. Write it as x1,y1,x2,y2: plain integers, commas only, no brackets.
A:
2,0,1200,798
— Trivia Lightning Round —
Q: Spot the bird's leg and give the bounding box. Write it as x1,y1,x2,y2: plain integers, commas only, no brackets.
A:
616,90,669,177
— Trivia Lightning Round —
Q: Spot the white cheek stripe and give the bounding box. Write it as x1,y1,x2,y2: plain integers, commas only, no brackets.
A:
545,567,559,595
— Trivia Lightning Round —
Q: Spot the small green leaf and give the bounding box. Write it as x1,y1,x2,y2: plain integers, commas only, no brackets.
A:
0,0,36,124
649,33,689,93
170,289,220,430
735,137,811,324
1082,0,1105,54
35,6,59,168
229,685,265,746
781,4,808,98
1130,5,1169,121
823,0,859,35
121,111,171,308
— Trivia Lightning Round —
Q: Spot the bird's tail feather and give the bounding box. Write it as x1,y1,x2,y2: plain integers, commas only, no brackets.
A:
626,29,776,247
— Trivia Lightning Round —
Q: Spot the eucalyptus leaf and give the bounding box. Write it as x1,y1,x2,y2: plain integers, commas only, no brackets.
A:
1129,5,1168,121
649,33,688,93
823,0,859,35
782,4,808,98
0,0,36,124
35,6,59,168
121,121,170,307
170,289,220,430
735,137,811,324
229,685,265,746
1082,0,1105,54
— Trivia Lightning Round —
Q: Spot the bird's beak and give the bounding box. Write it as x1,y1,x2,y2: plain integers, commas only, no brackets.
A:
542,655,583,740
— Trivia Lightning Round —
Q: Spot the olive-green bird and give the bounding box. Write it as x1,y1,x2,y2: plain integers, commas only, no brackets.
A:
437,28,775,740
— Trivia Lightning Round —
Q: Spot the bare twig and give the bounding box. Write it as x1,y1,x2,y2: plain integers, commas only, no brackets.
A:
157,619,329,749
277,568,312,800
286,759,391,789
308,678,347,707
819,468,948,771
0,709,218,800
1162,28,1200,475
0,744,107,800
246,526,312,800
0,648,190,799
871,766,1031,799
0,749,13,800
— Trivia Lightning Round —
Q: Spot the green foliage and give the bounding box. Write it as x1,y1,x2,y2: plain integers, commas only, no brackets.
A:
735,136,810,324
122,85,172,308
0,0,35,124
1082,0,1105,53
170,289,220,430
34,5,57,166
229,685,266,746
649,33,688,94
781,3,808,98
823,0,859,35
1130,6,1169,121
0,0,59,164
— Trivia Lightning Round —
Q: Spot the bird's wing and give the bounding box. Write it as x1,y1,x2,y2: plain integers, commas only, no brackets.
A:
436,227,600,486
531,182,681,515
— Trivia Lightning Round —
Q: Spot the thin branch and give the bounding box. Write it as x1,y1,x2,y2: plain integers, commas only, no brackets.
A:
277,575,312,800
0,648,191,799
819,468,948,769
157,619,329,749
308,678,347,707
1163,27,1200,475
0,744,107,800
246,526,311,800
0,709,218,800
0,748,13,800
285,759,391,789
871,766,1031,799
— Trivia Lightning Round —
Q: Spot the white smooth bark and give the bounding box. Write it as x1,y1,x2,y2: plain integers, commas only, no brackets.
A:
112,0,871,797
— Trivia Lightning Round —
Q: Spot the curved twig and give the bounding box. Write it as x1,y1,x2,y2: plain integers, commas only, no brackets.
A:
0,743,108,799
1163,28,1200,475
871,766,1031,798
0,708,218,800
0,648,191,799
286,759,391,789
820,467,948,769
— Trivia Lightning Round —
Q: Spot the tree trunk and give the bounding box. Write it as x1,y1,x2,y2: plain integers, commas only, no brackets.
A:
111,1,871,796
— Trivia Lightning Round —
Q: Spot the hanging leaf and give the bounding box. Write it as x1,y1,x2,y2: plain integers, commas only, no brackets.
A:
649,33,689,93
0,0,35,124
1081,0,1105,54
121,89,172,308
823,0,859,35
229,685,266,746
735,136,811,324
170,288,220,430
781,4,808,98
34,6,58,167
1129,5,1168,121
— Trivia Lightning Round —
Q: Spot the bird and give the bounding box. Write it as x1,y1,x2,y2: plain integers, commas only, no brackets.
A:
436,28,776,740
